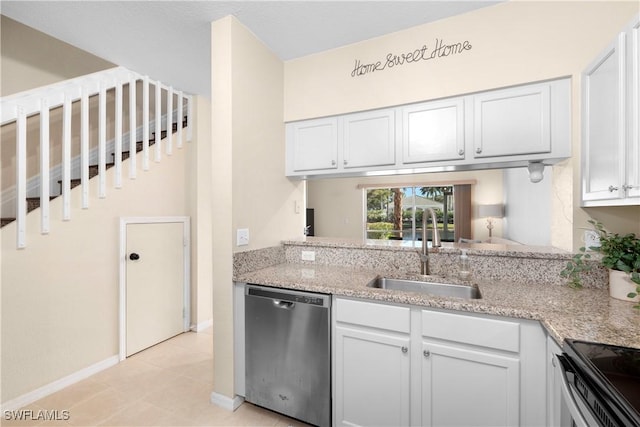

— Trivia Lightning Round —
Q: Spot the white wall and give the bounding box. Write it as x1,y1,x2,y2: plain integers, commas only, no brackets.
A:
503,166,552,246
285,1,640,250
210,16,305,400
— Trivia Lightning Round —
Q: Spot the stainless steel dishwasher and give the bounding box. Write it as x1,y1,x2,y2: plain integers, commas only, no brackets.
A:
245,284,331,427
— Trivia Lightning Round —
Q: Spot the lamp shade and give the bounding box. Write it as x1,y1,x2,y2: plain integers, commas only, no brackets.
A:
478,204,504,218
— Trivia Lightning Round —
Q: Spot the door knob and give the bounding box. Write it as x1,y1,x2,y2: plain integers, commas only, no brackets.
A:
129,253,140,261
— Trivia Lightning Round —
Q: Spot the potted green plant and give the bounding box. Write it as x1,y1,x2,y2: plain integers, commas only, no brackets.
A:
561,220,640,309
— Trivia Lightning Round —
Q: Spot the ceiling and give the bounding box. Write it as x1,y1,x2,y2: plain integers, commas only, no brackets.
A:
1,1,502,96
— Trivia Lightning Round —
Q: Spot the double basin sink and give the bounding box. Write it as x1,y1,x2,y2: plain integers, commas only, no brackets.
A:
367,276,481,300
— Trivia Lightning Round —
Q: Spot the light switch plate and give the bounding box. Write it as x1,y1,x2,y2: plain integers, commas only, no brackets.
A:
301,250,315,261
237,228,249,246
584,230,600,249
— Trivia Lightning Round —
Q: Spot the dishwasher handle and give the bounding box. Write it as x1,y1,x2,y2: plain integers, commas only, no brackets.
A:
273,299,295,309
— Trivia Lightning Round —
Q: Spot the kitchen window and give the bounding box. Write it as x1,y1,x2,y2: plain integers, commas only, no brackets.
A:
364,184,471,242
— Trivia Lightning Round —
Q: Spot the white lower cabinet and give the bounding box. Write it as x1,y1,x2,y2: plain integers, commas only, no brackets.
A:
334,326,411,427
546,337,563,427
421,341,519,427
333,297,548,427
333,298,411,427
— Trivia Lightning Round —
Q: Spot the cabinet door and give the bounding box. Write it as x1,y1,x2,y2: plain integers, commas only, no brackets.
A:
547,337,563,427
626,18,640,200
334,325,410,427
581,33,627,203
343,109,396,169
421,341,519,427
473,83,551,158
288,117,338,172
402,99,465,164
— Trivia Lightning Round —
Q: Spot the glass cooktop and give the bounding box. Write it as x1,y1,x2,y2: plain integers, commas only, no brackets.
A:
565,339,640,425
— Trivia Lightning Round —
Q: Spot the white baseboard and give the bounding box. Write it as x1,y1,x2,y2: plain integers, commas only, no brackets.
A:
195,318,213,332
210,392,244,412
0,355,119,412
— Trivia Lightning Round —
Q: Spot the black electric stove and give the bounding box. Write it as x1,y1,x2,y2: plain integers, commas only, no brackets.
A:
564,339,640,426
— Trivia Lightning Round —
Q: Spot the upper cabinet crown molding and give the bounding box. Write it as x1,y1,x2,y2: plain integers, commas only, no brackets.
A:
581,14,640,207
285,78,571,179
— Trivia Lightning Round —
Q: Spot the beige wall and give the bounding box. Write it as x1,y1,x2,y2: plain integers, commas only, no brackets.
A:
1,139,192,402
190,96,213,328
0,18,210,402
307,170,504,240
0,15,115,96
210,16,305,399
285,1,640,250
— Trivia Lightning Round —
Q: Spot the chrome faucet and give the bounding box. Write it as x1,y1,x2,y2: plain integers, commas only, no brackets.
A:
419,208,441,275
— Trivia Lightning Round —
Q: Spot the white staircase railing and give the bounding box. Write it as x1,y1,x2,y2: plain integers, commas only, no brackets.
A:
1,66,193,248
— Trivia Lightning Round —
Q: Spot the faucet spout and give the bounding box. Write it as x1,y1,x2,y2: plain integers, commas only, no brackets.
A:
420,207,441,275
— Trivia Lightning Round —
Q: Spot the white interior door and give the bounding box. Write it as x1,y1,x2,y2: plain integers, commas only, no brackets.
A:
125,221,186,356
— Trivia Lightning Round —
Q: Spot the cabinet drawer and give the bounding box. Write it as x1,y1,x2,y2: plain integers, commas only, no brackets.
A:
421,310,520,352
336,298,410,333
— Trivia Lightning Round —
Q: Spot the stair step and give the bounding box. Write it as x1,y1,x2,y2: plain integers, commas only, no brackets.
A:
2,118,189,228
2,218,16,227
26,196,56,213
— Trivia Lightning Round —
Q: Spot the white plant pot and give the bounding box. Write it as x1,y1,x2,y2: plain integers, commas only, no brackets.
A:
608,269,640,302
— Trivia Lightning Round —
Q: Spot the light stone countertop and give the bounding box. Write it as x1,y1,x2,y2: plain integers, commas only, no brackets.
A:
235,262,640,350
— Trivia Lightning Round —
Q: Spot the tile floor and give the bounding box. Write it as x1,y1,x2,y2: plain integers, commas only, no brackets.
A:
5,328,307,427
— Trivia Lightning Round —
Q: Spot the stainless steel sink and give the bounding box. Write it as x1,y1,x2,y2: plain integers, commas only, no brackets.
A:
367,277,481,299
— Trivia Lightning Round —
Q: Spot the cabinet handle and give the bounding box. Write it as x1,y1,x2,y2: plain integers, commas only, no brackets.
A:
475,147,482,154
608,185,619,192
622,184,634,191
331,160,336,166
458,149,464,156
423,350,430,358
344,160,348,166
401,346,408,354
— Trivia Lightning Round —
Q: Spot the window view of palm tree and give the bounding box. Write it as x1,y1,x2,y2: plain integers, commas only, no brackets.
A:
366,186,455,242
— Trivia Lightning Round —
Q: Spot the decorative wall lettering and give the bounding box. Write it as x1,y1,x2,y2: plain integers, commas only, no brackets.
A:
351,38,472,77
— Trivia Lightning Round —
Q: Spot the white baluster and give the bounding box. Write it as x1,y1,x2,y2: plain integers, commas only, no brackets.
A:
40,99,50,234
81,86,89,209
177,91,183,149
16,106,27,248
62,95,71,220
142,76,150,170
186,95,193,142
115,82,123,188
155,81,162,162
129,76,137,179
167,86,173,155
98,82,107,198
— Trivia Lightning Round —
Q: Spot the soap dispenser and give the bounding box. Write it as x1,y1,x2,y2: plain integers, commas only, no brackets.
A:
459,250,471,280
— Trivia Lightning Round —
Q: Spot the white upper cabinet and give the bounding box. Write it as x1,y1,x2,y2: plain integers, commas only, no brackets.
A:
402,98,465,164
582,14,640,206
285,78,571,178
473,83,551,158
627,17,640,200
342,109,396,169
582,33,627,203
286,117,338,173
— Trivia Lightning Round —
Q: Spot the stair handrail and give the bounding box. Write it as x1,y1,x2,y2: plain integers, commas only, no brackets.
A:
1,65,193,248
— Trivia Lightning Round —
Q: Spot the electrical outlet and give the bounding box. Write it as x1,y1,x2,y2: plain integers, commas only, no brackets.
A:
301,250,315,261
237,228,249,246
584,230,600,249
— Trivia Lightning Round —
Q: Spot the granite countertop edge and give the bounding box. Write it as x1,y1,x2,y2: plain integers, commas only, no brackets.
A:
235,263,640,350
